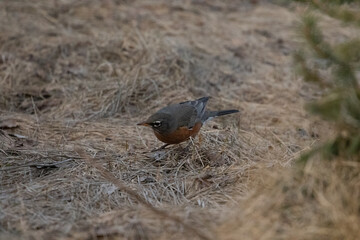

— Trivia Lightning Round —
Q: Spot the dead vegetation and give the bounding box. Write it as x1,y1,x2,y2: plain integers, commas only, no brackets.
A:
0,0,357,239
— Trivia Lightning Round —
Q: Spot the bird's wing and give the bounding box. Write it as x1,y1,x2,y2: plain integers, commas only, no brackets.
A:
159,97,210,129
179,97,210,122
158,104,198,129
177,105,199,129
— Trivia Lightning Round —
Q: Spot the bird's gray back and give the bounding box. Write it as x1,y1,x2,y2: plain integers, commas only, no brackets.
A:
158,103,200,128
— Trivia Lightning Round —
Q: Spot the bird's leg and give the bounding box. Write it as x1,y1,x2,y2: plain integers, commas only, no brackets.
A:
151,143,170,152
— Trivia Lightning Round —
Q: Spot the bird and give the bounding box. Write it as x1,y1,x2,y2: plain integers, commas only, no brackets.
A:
137,97,239,150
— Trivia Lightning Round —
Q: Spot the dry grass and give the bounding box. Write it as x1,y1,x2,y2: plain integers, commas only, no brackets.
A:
217,158,360,240
0,0,358,239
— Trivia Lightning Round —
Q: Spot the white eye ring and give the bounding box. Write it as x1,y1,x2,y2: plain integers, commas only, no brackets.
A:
152,121,162,128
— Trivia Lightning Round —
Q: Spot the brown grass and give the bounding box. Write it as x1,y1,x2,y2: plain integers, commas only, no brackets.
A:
217,158,360,240
0,0,358,239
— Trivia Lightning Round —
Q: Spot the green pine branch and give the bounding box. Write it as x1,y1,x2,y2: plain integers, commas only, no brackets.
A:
293,0,360,162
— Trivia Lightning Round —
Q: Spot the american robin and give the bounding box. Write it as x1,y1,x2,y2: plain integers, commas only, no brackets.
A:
137,97,239,149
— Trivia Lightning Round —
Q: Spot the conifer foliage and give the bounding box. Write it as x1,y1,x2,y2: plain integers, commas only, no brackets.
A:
294,0,360,161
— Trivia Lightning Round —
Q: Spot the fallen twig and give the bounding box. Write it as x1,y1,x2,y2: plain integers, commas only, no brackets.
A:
76,147,212,240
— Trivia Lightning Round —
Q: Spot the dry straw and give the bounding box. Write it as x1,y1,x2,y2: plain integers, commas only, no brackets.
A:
1,0,356,239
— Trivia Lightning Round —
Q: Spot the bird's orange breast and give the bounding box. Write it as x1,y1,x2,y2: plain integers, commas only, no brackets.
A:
153,122,203,144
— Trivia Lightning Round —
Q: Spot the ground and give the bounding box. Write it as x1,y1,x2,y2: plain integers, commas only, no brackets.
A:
0,1,353,240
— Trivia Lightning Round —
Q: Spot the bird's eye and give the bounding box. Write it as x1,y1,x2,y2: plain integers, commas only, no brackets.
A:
152,121,162,128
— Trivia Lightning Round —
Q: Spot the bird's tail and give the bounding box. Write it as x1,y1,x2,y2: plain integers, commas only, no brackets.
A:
202,109,239,122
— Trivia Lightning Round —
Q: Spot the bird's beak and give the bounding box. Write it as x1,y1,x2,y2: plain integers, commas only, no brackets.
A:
137,122,150,127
